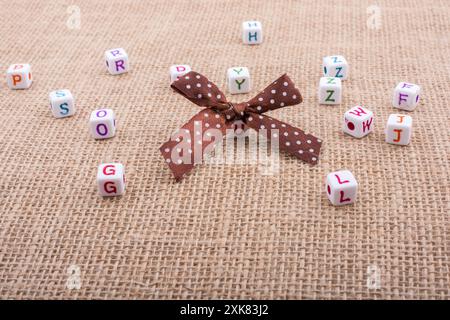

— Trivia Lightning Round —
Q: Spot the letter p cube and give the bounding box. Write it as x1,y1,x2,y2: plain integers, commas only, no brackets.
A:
7,64,32,89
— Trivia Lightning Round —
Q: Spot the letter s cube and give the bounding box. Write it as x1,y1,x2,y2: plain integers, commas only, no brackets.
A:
105,48,129,75
97,163,125,196
89,108,116,139
7,64,32,89
49,89,75,118
326,170,358,206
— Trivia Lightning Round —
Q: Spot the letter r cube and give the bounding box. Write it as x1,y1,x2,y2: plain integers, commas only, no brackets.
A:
7,64,32,89
227,67,251,94
326,170,358,206
97,163,125,196
105,48,129,75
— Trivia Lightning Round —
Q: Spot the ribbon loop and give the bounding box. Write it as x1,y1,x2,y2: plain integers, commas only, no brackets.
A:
161,71,323,181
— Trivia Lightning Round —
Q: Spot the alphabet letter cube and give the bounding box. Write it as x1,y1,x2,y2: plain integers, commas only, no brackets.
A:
326,170,358,206
97,163,125,196
169,64,191,83
318,77,342,105
392,82,420,111
49,89,75,118
385,114,412,145
242,21,263,45
227,67,251,94
343,106,374,138
89,109,116,139
323,55,348,80
7,64,32,89
105,48,129,75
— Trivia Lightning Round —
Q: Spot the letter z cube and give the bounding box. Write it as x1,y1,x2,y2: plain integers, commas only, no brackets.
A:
97,163,125,196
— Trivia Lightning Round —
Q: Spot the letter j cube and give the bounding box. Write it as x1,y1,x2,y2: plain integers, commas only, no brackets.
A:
392,82,420,111
227,67,251,94
90,109,116,139
319,77,342,105
385,114,412,145
97,163,125,197
326,170,358,206
105,48,129,75
7,64,32,89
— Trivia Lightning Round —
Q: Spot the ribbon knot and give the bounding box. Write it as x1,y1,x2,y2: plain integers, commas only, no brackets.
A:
160,71,323,181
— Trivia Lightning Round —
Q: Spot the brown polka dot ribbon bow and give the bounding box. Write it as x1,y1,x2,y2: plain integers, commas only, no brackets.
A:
160,71,322,181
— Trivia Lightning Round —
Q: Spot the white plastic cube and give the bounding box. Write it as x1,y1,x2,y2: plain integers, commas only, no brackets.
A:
343,106,374,138
97,163,125,196
89,108,116,139
169,65,191,83
105,48,129,75
227,67,251,94
392,82,420,111
6,64,32,89
326,170,358,206
242,21,263,45
385,114,412,145
318,77,342,105
323,55,348,80
49,89,75,118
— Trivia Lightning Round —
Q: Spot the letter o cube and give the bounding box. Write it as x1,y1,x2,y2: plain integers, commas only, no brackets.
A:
169,65,191,83
326,170,358,206
385,114,412,145
7,64,32,89
392,82,420,111
97,163,125,196
90,109,116,139
227,67,251,94
343,106,374,138
319,77,342,105
242,20,263,45
105,48,129,75
323,55,348,80
49,89,75,118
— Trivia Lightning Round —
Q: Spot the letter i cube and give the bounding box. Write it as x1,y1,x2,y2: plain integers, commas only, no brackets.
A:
392,82,420,111
97,163,125,196
326,170,358,206
242,21,263,45
343,106,374,138
227,67,251,94
49,89,75,118
323,55,349,80
105,48,129,75
90,109,116,139
385,114,412,145
7,64,32,89
169,65,191,83
319,77,342,105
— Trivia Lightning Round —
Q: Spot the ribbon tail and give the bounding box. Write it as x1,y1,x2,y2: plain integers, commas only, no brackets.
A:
245,112,322,165
160,109,229,181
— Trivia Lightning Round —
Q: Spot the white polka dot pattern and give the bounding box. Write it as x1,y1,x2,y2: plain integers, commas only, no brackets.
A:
161,71,322,180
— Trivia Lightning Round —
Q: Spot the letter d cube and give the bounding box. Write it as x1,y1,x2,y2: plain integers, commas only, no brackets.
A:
97,163,125,196
7,64,32,89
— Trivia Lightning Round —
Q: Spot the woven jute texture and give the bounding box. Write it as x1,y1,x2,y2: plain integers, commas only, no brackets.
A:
0,0,449,300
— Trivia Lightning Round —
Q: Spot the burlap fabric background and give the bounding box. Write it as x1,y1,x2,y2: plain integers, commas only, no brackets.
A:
0,0,448,300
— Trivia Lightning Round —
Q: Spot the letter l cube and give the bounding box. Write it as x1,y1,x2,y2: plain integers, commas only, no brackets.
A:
326,170,358,206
